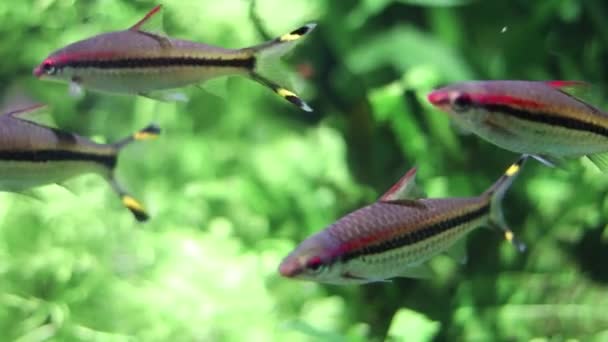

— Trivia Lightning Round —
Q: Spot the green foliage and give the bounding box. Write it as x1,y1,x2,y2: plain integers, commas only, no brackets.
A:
1,0,608,341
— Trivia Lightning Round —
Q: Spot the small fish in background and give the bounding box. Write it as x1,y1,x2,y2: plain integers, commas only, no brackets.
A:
33,5,316,112
427,80,608,170
278,156,528,284
0,104,159,221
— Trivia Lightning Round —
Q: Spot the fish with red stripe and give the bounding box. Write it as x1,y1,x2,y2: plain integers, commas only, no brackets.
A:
427,80,608,170
33,5,315,112
0,104,159,221
279,156,527,284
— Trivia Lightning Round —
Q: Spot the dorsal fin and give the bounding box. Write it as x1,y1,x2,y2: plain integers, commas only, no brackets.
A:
544,81,603,114
130,5,163,31
544,80,590,89
3,104,58,128
379,167,424,202
129,5,171,48
544,81,592,98
4,103,47,117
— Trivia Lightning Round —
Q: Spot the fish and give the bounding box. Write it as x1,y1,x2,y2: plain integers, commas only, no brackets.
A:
0,104,159,221
278,156,528,284
33,5,315,112
427,80,608,170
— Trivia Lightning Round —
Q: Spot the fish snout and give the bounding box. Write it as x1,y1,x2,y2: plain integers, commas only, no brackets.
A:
427,90,450,107
278,257,303,278
33,65,43,78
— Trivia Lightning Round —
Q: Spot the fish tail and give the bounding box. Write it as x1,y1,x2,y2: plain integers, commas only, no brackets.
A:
109,178,149,222
246,23,316,112
108,123,160,222
113,123,161,150
484,155,529,252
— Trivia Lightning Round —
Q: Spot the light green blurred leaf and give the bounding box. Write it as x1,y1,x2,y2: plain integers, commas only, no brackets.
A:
387,308,440,342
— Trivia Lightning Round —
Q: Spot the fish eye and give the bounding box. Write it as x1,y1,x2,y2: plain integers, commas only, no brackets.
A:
452,94,472,112
42,62,56,75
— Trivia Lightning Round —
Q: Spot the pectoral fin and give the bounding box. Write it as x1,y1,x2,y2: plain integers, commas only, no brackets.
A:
68,80,84,98
450,119,473,135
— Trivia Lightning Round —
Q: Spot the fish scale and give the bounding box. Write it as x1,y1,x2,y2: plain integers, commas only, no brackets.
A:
279,156,527,284
427,80,608,170
0,105,159,221
34,5,316,111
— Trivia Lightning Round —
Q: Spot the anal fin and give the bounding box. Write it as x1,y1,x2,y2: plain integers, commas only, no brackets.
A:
139,90,188,102
398,263,433,279
530,154,563,168
587,152,608,172
342,272,391,283
444,240,468,264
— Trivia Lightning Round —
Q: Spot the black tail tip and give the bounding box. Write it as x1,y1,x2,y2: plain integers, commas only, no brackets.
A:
291,23,317,36
286,95,313,112
504,229,526,253
142,123,162,135
130,208,150,222
276,88,313,112
135,123,161,141
122,196,150,222
279,23,317,42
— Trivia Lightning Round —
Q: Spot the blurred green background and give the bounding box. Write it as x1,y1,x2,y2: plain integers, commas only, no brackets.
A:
1,0,608,341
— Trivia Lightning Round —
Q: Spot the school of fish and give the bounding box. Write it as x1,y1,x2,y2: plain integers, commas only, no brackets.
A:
6,5,601,285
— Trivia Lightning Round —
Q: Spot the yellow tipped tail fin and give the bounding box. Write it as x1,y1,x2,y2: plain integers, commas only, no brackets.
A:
122,195,149,222
109,177,150,222
114,123,161,149
485,155,529,252
108,123,159,222
247,23,316,112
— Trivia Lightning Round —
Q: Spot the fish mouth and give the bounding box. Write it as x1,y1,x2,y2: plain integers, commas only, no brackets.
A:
427,90,450,107
278,258,302,278
33,66,44,78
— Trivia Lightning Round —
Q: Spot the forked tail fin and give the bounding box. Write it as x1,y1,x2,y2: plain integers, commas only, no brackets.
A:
484,155,529,252
109,123,161,222
246,23,316,112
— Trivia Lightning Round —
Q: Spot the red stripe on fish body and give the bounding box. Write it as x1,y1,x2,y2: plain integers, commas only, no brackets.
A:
280,197,490,284
37,31,255,94
428,81,608,157
327,198,489,260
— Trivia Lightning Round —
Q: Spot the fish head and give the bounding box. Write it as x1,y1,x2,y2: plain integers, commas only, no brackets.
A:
33,53,74,83
33,34,118,83
278,233,343,283
427,82,494,129
33,57,60,79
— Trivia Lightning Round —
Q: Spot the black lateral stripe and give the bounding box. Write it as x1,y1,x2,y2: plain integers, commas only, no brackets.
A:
343,204,490,261
0,150,116,169
60,56,255,70
483,104,608,137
